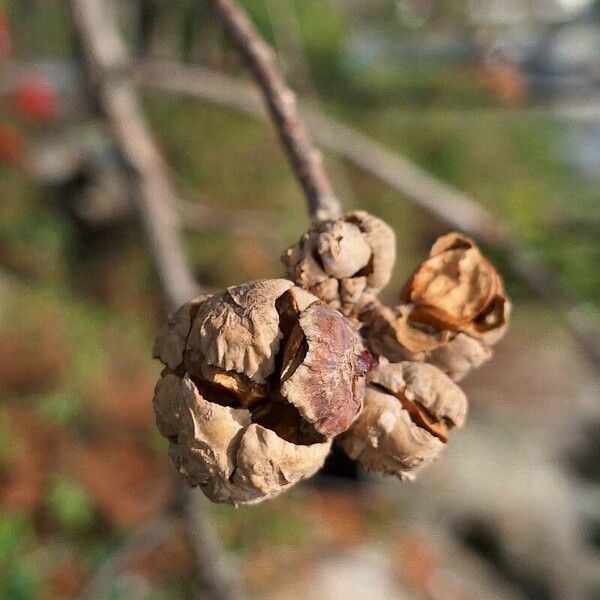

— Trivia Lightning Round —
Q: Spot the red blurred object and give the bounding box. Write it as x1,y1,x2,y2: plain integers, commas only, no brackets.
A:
11,78,59,123
0,14,11,57
0,123,24,164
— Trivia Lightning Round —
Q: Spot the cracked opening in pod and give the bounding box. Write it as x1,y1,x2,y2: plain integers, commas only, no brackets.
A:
370,382,450,443
185,287,328,446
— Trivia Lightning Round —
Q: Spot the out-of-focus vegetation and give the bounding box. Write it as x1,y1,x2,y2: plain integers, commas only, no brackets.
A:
6,0,599,304
1,0,599,598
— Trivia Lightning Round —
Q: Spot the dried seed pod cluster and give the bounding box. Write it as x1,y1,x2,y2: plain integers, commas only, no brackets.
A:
360,233,510,381
152,279,368,505
282,211,396,317
152,213,510,502
339,361,467,480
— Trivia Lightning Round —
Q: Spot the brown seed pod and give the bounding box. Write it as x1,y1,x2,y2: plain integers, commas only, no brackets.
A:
359,233,510,380
360,301,452,361
339,361,467,481
399,232,509,341
424,333,493,382
152,294,212,371
359,300,499,381
282,211,396,316
152,279,369,505
157,374,331,505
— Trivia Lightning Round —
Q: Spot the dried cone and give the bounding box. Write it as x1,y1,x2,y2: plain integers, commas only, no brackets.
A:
399,233,508,339
152,279,369,505
361,233,510,381
282,211,396,317
339,361,467,481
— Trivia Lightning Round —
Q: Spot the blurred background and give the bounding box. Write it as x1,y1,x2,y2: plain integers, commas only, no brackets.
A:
1,0,600,598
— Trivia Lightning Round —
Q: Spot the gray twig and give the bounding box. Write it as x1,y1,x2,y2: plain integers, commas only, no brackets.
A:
70,0,197,311
204,0,341,222
68,2,245,599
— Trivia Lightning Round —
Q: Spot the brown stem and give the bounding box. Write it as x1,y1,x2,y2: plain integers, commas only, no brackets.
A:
204,0,341,222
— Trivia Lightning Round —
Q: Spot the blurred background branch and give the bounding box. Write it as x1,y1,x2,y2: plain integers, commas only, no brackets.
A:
67,1,245,599
69,0,198,311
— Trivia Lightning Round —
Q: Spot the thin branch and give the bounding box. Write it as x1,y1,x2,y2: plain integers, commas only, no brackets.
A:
70,0,197,311
135,60,600,369
68,2,246,599
204,0,340,222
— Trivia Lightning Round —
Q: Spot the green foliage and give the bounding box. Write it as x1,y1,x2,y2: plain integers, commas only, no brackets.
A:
0,167,69,283
34,390,82,426
240,0,276,45
8,0,71,57
45,476,95,534
293,0,346,82
1,565,40,600
0,514,33,561
143,94,301,209
0,515,40,600
339,61,492,108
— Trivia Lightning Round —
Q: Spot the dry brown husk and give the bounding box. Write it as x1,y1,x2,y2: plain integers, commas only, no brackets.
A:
339,361,467,481
399,232,509,341
152,279,368,504
282,211,396,316
160,375,331,505
359,233,510,380
425,332,493,382
360,301,451,360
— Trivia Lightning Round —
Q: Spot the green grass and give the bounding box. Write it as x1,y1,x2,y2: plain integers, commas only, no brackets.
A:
45,476,95,534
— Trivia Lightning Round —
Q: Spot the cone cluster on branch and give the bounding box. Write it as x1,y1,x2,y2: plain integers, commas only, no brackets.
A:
152,212,510,505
